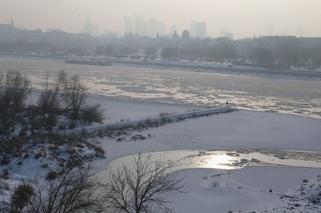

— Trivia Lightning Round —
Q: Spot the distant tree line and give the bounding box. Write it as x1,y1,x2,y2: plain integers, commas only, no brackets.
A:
1,26,321,69
95,36,321,69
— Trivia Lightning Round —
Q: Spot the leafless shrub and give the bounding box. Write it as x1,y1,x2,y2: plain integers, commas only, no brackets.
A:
46,171,58,180
102,153,184,213
62,75,87,120
0,169,10,179
9,165,103,213
10,182,34,213
81,104,104,123
36,71,67,129
94,146,105,157
38,71,66,115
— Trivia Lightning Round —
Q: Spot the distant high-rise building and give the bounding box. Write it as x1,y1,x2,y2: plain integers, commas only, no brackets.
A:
190,20,207,38
10,18,14,29
158,22,165,36
195,22,207,38
134,15,148,35
82,15,97,35
148,18,165,37
170,25,177,35
149,18,157,36
189,20,197,37
124,15,165,37
124,18,133,34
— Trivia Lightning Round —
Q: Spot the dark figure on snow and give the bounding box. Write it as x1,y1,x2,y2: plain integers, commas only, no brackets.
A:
226,101,229,107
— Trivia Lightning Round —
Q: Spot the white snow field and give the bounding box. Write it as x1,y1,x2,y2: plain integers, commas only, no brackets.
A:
92,100,321,213
96,109,321,164
2,96,321,212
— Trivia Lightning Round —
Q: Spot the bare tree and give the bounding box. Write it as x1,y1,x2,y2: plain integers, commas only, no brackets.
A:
35,71,67,129
0,70,31,134
102,154,184,213
38,71,66,115
10,165,103,213
62,75,87,120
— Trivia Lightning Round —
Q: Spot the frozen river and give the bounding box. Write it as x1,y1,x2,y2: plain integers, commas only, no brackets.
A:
1,55,321,119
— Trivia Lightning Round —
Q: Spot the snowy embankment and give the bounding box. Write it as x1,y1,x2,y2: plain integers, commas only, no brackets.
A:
55,106,233,136
2,95,321,212
96,110,321,164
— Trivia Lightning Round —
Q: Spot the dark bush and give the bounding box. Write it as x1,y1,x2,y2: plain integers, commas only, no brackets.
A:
9,165,103,213
0,169,10,179
81,104,104,123
10,182,34,213
1,158,11,166
37,71,65,115
94,146,105,157
46,171,58,180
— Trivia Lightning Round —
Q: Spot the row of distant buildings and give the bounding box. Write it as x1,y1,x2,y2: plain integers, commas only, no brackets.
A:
0,18,226,41
124,15,165,37
124,16,207,38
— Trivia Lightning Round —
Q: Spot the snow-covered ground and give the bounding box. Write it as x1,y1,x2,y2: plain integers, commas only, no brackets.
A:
2,96,321,212
88,95,194,123
95,109,321,165
169,167,321,213
91,101,321,213
28,92,193,123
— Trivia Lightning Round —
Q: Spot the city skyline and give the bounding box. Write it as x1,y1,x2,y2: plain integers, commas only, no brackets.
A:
1,14,209,38
0,14,314,40
1,0,321,38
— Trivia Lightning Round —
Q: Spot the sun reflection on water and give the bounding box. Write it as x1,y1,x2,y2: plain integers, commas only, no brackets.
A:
195,153,242,170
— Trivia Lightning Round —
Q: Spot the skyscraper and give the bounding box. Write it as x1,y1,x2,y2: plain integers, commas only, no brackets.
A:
195,22,207,38
82,15,97,35
148,18,165,37
10,18,14,29
170,25,177,35
134,15,147,35
124,18,133,34
149,18,158,37
190,20,197,37
124,15,165,37
190,20,207,38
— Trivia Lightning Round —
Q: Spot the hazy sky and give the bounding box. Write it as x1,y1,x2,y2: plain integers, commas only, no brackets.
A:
1,0,321,38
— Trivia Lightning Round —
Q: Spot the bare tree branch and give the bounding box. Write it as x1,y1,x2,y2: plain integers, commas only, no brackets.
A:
38,70,66,115
62,74,87,120
9,164,103,213
102,153,184,213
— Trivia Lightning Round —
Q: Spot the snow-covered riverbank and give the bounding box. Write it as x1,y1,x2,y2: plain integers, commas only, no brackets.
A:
2,97,321,212
95,109,321,167
90,98,321,213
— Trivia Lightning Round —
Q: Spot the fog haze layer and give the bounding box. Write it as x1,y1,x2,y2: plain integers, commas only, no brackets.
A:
1,0,321,38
